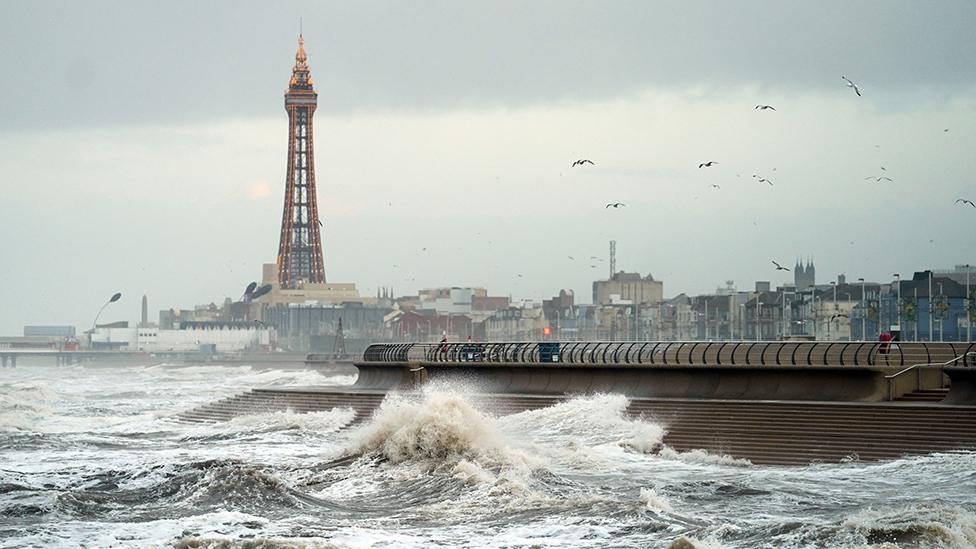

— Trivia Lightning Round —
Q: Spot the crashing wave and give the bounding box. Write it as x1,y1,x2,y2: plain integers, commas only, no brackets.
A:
840,503,976,548
348,391,536,471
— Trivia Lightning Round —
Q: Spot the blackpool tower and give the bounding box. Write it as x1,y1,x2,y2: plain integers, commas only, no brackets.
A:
276,34,326,288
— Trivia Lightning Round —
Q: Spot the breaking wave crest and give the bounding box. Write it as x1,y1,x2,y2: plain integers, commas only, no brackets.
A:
0,381,57,431
349,391,537,471
500,393,666,453
839,503,976,548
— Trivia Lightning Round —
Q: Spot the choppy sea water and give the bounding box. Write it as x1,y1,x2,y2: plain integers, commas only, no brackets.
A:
2,361,976,548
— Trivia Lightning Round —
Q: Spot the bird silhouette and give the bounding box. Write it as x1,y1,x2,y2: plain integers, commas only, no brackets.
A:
755,105,776,111
699,161,718,168
956,199,976,208
842,76,861,96
709,184,721,189
753,174,773,186
771,260,791,272
605,202,626,208
572,159,595,167
865,176,893,182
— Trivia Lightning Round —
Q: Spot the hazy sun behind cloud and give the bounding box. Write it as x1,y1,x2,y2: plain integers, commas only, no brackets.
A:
245,179,272,199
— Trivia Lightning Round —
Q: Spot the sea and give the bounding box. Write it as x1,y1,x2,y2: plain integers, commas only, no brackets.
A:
2,360,976,548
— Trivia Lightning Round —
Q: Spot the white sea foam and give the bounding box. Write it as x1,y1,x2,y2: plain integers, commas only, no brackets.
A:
217,408,356,435
174,536,341,549
0,382,57,431
639,487,674,512
500,393,666,453
841,503,976,548
657,446,752,467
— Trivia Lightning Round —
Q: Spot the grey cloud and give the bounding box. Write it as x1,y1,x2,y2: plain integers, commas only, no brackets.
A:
1,0,974,130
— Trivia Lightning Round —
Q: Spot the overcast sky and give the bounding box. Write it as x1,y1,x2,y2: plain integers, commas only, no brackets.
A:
1,1,974,335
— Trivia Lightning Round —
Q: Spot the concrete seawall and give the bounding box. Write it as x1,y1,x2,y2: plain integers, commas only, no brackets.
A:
350,362,898,402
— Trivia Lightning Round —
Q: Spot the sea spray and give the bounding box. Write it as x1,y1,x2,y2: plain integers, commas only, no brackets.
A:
349,391,537,470
498,393,666,453
640,486,674,512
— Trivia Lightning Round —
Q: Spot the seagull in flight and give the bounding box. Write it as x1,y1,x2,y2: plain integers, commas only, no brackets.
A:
709,184,721,189
699,161,718,168
771,260,791,272
956,198,976,208
755,105,776,111
753,174,773,186
572,159,595,167
568,256,575,260
865,176,893,182
606,202,626,208
842,76,861,97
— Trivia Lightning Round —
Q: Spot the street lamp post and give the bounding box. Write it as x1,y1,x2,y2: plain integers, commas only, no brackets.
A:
937,282,944,342
966,264,972,342
894,273,901,333
756,302,763,342
858,277,866,341
91,292,123,349
781,292,792,339
739,303,746,341
928,271,934,342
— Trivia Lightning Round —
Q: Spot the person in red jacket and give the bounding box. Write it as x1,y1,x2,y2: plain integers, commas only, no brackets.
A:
878,331,892,354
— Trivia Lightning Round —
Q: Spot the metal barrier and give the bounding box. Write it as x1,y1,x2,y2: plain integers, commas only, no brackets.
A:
362,341,976,367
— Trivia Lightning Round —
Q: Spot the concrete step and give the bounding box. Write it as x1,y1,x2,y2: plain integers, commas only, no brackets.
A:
894,388,950,402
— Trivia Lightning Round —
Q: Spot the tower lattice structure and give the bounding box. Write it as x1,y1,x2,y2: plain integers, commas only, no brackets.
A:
276,35,326,288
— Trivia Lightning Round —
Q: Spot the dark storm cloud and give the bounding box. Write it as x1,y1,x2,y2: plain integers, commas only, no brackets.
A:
1,0,974,130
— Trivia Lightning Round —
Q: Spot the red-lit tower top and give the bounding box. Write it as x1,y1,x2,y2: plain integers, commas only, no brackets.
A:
276,35,326,288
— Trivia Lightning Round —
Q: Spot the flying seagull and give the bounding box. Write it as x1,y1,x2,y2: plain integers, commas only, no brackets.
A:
865,176,893,182
709,184,721,189
568,256,575,260
699,161,718,168
753,174,773,186
842,76,861,97
956,199,976,208
755,105,776,111
771,260,791,272
606,202,626,208
572,159,595,167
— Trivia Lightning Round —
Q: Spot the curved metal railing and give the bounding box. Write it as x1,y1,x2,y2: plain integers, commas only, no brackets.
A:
362,341,976,367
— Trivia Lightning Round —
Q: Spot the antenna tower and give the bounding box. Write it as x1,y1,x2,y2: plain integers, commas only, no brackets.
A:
332,317,347,359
